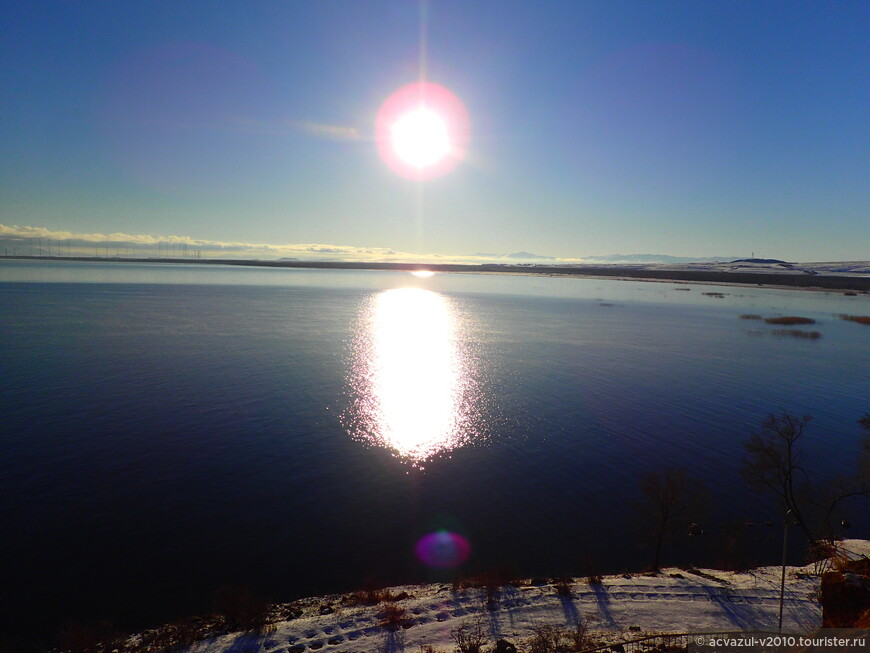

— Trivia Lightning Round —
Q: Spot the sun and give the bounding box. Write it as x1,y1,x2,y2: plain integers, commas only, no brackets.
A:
376,81,469,180
391,108,450,169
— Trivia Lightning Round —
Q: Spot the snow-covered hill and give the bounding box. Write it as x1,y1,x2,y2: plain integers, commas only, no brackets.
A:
147,540,870,653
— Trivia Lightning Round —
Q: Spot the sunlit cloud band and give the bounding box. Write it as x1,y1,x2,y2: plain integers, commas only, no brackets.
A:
0,224,583,264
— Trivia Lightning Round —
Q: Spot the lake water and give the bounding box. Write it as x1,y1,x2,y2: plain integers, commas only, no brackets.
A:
1,259,869,637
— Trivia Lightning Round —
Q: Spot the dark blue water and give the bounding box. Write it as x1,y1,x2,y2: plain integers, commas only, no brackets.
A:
1,260,869,638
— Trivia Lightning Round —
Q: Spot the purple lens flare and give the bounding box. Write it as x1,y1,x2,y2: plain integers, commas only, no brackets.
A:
415,531,471,569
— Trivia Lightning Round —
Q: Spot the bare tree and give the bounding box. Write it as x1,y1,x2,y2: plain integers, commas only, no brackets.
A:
742,413,814,540
859,413,870,478
742,412,870,544
806,473,869,542
810,413,870,540
638,467,709,570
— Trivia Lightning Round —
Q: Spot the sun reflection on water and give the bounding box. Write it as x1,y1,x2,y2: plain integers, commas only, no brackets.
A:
343,287,477,465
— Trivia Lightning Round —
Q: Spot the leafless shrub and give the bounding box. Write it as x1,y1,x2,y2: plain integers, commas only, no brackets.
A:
451,615,489,653
380,604,409,631
523,622,592,653
830,551,857,574
553,578,573,597
567,620,594,650
807,541,838,576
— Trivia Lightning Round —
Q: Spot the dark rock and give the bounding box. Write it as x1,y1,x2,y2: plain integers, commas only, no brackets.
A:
820,559,870,627
495,639,517,653
319,604,334,615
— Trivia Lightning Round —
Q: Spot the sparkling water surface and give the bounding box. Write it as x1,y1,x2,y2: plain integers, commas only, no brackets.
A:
1,259,868,635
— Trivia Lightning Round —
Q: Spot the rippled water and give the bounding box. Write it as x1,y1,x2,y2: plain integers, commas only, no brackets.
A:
342,287,482,464
1,259,869,636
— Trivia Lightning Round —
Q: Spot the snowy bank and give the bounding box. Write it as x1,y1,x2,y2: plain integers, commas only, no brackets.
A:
119,539,865,653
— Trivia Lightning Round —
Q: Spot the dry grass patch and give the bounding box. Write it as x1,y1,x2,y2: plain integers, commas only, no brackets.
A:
771,329,821,339
838,314,870,325
379,604,409,631
764,316,816,325
524,623,595,653
344,587,407,607
454,569,516,603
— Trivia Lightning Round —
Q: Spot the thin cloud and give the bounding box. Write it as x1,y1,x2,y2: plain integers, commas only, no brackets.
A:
293,121,362,141
0,223,581,264
225,118,362,141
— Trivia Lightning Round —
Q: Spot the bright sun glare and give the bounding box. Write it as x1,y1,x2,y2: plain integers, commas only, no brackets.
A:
390,108,450,169
376,82,469,180
345,288,473,464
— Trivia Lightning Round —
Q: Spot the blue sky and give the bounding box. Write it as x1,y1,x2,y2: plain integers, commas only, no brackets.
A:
1,1,867,261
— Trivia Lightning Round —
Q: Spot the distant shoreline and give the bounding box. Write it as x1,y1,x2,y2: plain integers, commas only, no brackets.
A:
4,255,870,292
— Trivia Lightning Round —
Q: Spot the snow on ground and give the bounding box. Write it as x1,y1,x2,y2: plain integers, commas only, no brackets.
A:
575,260,870,278
837,539,870,560
177,560,838,653
672,261,870,277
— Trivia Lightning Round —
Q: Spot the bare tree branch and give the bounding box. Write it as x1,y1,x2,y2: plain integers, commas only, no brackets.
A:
743,412,870,544
638,467,709,570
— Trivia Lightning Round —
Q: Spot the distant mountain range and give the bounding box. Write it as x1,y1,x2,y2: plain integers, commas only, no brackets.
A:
578,253,740,264
506,251,556,260
489,252,741,264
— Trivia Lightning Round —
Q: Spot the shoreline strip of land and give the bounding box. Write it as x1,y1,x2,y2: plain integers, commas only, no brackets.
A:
3,255,870,292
